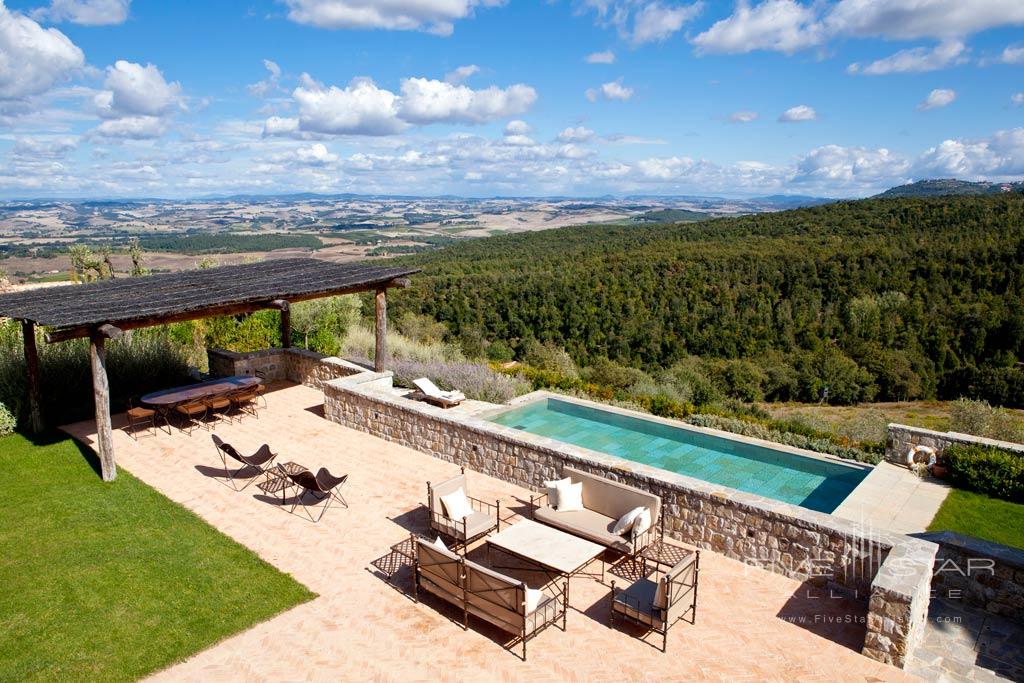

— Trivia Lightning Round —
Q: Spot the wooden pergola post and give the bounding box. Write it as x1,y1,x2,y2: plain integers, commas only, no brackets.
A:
90,325,122,482
274,299,291,348
21,320,44,433
374,287,387,372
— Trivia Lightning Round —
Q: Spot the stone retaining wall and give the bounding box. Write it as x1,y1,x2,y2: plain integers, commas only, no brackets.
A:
922,531,1024,622
206,348,364,389
886,423,1024,465
324,373,937,668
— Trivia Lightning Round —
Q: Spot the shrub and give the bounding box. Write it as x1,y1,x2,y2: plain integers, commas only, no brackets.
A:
485,339,514,362
944,444,1024,503
949,398,1024,443
0,402,15,435
391,359,531,404
0,322,192,428
521,340,579,378
340,324,465,365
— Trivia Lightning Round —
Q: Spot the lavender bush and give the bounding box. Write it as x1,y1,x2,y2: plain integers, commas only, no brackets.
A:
391,359,531,404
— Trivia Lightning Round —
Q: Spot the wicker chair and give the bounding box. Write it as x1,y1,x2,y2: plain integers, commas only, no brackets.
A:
174,400,209,435
125,398,163,440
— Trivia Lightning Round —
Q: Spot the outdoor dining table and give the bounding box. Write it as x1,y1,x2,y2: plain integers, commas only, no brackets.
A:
140,375,261,408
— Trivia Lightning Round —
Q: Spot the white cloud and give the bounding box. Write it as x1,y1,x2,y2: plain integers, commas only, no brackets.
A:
94,60,183,118
586,79,633,102
631,2,702,44
847,40,965,75
248,59,283,98
295,142,339,165
1000,45,1024,64
585,50,615,64
0,3,84,102
1012,93,1024,106
792,144,910,187
282,0,499,35
289,76,405,136
826,0,1024,41
504,119,531,135
693,0,1024,56
915,128,1024,179
33,0,129,25
778,104,816,122
918,88,956,111
90,115,168,139
693,0,823,55
557,125,594,142
444,64,479,84
398,78,536,124
266,74,535,137
729,110,758,123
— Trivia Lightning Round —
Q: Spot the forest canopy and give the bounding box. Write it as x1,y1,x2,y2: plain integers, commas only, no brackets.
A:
389,194,1024,407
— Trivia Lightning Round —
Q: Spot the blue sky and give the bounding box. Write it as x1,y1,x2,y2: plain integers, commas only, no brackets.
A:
1,0,1023,198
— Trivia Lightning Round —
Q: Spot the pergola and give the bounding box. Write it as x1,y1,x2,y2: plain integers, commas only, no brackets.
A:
0,258,419,481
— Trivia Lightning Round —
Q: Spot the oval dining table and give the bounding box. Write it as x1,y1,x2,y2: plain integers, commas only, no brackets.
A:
140,375,261,408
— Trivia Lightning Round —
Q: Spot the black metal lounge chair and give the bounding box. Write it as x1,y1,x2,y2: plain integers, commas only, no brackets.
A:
285,467,348,522
211,434,277,490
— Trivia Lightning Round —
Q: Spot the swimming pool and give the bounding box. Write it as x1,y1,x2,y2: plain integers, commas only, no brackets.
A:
488,397,870,513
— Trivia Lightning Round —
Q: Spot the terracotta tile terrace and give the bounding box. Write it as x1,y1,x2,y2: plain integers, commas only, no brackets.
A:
63,381,914,682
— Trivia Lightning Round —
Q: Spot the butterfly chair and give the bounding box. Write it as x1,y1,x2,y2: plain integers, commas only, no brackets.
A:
211,434,277,491
285,467,348,522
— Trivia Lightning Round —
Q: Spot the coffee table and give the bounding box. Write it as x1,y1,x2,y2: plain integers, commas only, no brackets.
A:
486,520,605,602
257,461,308,503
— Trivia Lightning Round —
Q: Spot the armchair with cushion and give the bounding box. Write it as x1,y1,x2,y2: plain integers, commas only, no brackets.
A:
426,466,500,551
609,550,700,652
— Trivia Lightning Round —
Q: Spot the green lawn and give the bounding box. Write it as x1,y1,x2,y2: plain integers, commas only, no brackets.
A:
927,488,1024,550
0,433,315,682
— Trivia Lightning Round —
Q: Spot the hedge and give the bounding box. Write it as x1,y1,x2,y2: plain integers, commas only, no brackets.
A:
944,444,1024,503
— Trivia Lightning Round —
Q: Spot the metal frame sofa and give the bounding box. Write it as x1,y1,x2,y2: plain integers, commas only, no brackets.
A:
610,551,700,652
530,466,663,556
412,536,567,660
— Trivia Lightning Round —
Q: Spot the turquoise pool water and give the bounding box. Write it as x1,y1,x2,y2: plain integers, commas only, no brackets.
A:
489,398,869,513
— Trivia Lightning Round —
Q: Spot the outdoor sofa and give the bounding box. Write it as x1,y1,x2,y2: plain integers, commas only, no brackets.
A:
412,536,566,660
530,466,662,556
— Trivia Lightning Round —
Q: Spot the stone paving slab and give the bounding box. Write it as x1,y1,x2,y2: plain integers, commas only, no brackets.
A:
834,462,951,534
62,382,916,682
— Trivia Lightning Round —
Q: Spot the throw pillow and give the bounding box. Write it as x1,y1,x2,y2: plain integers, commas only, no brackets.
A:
543,477,570,509
611,506,645,535
653,576,667,610
432,536,448,551
524,587,544,614
631,507,652,539
440,487,474,521
555,481,584,512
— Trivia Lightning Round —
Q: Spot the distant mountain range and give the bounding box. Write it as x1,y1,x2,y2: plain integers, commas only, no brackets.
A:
875,179,1024,198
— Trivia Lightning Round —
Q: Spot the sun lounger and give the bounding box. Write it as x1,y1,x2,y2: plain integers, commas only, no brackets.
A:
412,377,466,408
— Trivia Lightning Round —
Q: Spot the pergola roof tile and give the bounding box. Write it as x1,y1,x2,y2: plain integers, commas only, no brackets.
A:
0,258,419,330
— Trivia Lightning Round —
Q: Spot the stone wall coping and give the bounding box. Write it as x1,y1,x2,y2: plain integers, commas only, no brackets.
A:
326,375,914,553
871,536,939,596
888,423,1024,454
917,531,1024,571
491,391,873,472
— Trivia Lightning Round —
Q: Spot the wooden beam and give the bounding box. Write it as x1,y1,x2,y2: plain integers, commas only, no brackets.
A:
89,331,116,482
388,277,412,289
275,300,291,348
42,277,416,344
96,323,124,340
374,287,387,372
21,320,44,434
